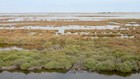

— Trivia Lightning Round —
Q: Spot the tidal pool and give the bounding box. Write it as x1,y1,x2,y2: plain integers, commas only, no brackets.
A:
0,71,140,79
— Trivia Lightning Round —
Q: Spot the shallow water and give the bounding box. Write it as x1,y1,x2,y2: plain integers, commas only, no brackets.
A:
0,71,140,79
1,13,140,22
0,13,140,22
0,47,23,51
0,25,120,34
125,24,140,27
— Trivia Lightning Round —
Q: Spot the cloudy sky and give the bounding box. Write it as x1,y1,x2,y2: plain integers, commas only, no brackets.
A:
0,0,140,13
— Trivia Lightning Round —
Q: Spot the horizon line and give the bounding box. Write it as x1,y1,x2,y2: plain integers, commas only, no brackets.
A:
0,12,140,14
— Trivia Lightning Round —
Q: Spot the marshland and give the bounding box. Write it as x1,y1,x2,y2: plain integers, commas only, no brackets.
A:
0,13,140,79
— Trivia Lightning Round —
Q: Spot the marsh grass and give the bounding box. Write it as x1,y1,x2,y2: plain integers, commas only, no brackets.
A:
0,36,140,73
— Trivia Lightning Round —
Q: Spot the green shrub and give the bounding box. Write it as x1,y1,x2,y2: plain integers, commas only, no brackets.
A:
84,59,115,71
64,45,80,56
84,59,98,70
115,61,134,73
96,60,115,71
113,51,127,58
20,63,32,70
42,42,53,48
12,59,26,67
45,59,72,70
3,54,19,62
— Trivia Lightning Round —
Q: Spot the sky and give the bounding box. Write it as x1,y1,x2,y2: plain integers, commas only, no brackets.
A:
0,0,140,13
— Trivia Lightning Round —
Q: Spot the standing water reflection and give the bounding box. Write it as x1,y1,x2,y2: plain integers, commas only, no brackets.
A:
0,71,140,79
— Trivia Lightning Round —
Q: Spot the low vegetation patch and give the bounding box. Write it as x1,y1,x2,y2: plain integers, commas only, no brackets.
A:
0,36,140,73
